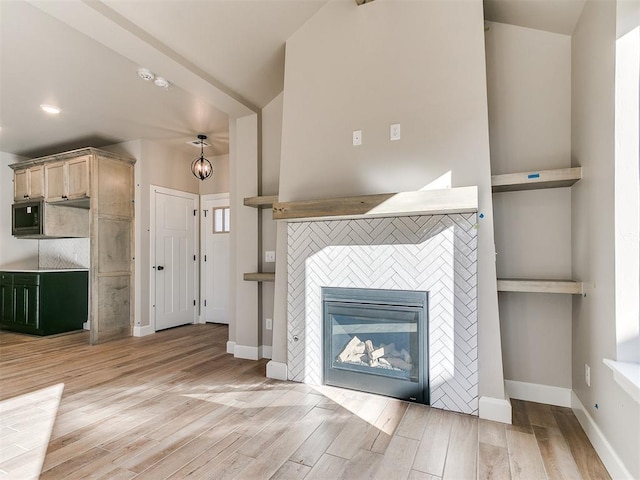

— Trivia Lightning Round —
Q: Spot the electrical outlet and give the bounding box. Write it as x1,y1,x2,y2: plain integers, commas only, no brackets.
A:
390,123,401,141
585,363,591,387
353,130,362,146
265,251,276,263
266,318,273,330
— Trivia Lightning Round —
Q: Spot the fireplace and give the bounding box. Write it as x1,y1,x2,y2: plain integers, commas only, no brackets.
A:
286,214,479,415
323,287,428,403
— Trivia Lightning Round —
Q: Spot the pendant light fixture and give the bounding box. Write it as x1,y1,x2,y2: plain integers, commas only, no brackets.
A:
191,134,213,180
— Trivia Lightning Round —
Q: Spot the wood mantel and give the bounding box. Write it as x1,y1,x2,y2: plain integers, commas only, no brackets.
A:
272,186,478,221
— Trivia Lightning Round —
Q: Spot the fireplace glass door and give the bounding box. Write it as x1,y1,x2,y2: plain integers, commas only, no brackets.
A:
323,288,428,403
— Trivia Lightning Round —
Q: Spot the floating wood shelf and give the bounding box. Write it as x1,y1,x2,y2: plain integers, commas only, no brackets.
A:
491,167,582,193
243,272,276,282
243,195,278,208
497,279,584,295
272,187,478,221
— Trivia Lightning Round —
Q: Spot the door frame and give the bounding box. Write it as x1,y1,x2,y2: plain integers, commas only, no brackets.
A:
149,185,199,332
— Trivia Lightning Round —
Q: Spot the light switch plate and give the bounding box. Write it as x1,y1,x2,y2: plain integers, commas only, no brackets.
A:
265,251,276,262
353,130,362,146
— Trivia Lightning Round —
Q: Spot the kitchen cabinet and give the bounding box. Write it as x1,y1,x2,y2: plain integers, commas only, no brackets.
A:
0,270,88,336
13,165,44,202
45,155,90,204
9,148,135,344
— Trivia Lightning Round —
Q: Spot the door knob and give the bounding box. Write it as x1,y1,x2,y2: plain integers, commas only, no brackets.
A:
157,266,164,271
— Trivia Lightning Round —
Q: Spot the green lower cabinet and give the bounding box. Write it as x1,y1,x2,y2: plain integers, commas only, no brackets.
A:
13,284,39,328
0,271,88,336
0,282,12,323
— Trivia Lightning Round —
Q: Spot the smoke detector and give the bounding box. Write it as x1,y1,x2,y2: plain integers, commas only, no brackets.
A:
137,68,155,81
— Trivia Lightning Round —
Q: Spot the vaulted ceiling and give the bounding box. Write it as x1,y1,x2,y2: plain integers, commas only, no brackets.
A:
0,0,585,159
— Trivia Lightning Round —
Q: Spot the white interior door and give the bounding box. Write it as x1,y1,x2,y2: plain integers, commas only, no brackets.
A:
152,187,198,331
201,194,230,324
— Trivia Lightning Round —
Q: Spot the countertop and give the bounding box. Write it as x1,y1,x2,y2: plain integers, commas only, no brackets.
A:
0,268,89,273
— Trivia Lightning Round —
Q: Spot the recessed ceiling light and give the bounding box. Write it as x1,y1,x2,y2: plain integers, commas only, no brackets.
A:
40,104,61,114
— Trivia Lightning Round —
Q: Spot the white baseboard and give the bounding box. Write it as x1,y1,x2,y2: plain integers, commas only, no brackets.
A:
479,396,512,424
505,380,572,407
266,361,288,381
133,325,154,337
234,344,259,360
226,341,236,355
571,392,633,480
260,345,272,360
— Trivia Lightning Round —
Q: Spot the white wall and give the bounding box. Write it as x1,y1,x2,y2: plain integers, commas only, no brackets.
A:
229,114,259,357
258,93,283,350
485,22,573,388
198,154,229,196
273,0,506,401
572,0,640,477
0,152,39,269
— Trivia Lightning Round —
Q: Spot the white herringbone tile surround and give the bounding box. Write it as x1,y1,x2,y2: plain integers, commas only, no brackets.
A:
287,214,478,415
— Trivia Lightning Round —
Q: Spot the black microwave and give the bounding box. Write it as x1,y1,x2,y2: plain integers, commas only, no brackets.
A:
12,201,43,236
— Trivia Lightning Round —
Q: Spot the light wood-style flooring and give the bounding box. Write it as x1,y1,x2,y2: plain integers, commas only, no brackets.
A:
0,324,610,479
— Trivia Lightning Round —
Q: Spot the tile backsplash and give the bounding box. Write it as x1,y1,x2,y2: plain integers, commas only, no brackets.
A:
38,238,90,269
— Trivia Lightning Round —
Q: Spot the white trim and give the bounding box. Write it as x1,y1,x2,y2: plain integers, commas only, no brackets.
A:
571,392,633,480
505,379,572,407
133,325,154,337
226,341,236,354
260,345,272,359
149,185,199,333
134,156,142,347
266,361,288,381
234,344,259,360
603,359,640,404
479,396,512,424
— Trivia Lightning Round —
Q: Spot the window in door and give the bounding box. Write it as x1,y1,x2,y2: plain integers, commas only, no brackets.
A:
212,207,230,234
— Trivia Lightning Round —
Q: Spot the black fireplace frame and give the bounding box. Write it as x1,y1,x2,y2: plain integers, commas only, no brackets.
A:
322,287,429,404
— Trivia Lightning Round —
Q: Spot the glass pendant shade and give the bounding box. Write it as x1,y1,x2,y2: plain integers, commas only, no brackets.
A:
191,134,213,180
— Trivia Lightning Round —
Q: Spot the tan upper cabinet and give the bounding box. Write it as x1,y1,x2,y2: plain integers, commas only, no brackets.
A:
30,165,44,199
66,156,90,200
13,165,44,202
45,162,65,202
45,155,90,203
14,169,28,201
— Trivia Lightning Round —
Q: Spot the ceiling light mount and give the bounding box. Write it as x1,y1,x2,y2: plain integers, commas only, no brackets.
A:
191,134,213,181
